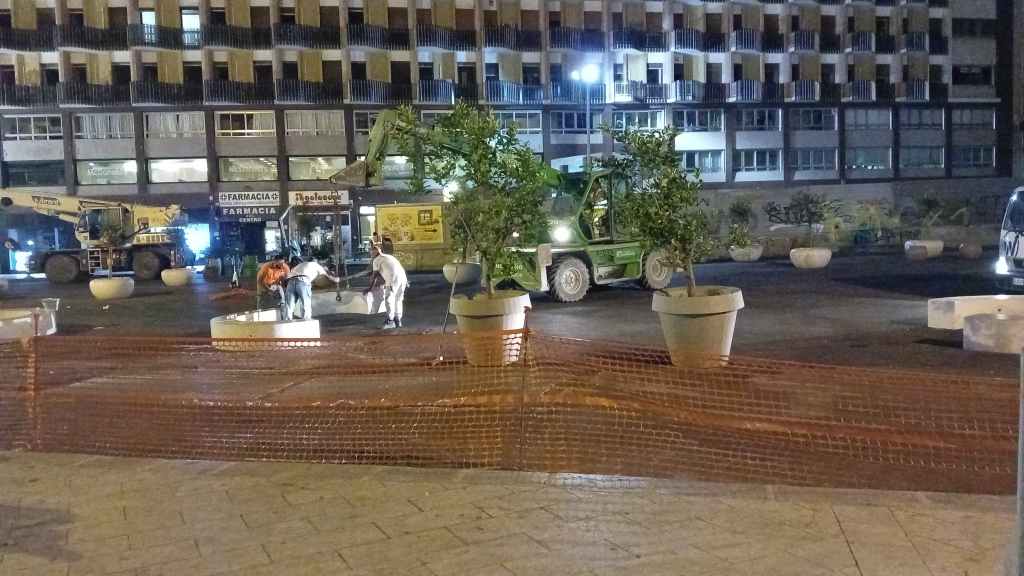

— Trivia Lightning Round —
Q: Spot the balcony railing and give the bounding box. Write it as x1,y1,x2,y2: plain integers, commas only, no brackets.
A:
614,81,667,103
347,23,409,50
729,79,763,102
276,79,343,104
730,29,762,51
764,82,784,102
417,24,476,51
349,79,412,104
58,82,130,106
704,82,727,103
846,31,874,52
549,81,604,104
548,27,604,51
484,80,543,104
0,83,58,107
272,23,341,49
455,83,478,102
875,34,895,54
898,80,929,102
130,81,203,105
418,79,454,104
128,24,185,50
789,80,819,102
182,29,201,48
55,25,128,50
612,28,665,52
202,24,272,49
899,31,928,52
672,80,704,103
0,26,55,51
484,26,540,51
789,30,817,52
843,80,875,101
673,29,703,51
203,80,274,104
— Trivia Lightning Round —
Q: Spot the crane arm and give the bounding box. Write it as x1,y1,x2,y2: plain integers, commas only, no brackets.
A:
0,190,182,229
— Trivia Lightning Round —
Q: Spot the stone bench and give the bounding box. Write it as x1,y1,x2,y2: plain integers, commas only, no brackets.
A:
964,313,1024,354
927,295,1024,330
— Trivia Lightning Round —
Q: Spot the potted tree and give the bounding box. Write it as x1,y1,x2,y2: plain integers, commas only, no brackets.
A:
764,192,842,269
605,126,743,368
726,197,762,262
409,103,552,365
89,227,134,300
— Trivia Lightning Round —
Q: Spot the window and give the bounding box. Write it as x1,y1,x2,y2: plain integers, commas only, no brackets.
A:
550,111,600,134
952,18,996,38
789,109,836,131
76,160,138,185
612,110,664,131
148,158,208,183
733,149,780,172
681,151,723,174
215,111,275,137
900,146,944,168
353,110,379,134
952,66,993,86
736,109,780,131
284,111,344,136
952,109,995,128
288,156,347,181
2,115,62,141
144,112,204,138
74,113,134,139
4,161,64,187
845,108,891,130
789,148,838,171
899,108,944,129
219,157,279,181
673,109,723,132
952,146,994,168
846,147,891,170
493,111,542,134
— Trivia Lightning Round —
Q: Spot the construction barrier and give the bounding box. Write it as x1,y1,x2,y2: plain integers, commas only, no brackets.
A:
0,332,1018,494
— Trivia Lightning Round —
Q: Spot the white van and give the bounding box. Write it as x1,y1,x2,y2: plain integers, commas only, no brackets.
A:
995,186,1024,290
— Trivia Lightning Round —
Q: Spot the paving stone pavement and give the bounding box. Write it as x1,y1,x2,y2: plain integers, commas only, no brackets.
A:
0,451,1014,576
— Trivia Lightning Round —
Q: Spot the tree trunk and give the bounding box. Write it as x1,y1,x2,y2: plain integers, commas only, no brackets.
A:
686,257,696,297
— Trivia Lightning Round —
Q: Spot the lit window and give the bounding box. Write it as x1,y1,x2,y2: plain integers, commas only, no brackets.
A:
215,112,275,137
219,157,279,181
145,112,204,138
284,110,344,136
288,156,347,181
148,158,208,183
846,147,891,170
899,147,944,169
76,160,138,185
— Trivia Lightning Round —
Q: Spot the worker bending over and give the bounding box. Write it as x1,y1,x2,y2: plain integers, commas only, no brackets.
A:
284,257,340,321
364,243,408,329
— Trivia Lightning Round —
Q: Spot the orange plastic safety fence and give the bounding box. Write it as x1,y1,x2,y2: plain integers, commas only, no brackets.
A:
0,332,1017,494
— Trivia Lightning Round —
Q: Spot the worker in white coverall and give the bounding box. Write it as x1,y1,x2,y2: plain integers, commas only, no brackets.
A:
283,257,340,321
364,243,408,329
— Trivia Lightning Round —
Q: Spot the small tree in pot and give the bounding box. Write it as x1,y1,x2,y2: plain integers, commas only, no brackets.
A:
764,192,842,269
604,126,743,367
726,197,762,262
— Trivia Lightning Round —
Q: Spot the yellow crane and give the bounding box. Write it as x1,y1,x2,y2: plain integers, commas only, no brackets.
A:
0,190,190,283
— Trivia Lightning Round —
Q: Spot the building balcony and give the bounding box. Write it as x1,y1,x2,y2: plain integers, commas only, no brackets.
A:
899,31,928,52
548,27,604,51
203,79,274,104
876,81,895,101
728,80,782,103
128,24,183,50
0,83,58,107
843,80,875,101
614,81,667,103
549,81,604,104
347,23,409,50
58,82,130,106
672,79,704,103
484,26,540,51
417,24,475,51
0,26,55,51
272,23,341,49
130,81,203,105
182,30,201,48
897,80,929,101
875,34,896,54
673,28,703,52
763,32,784,53
704,82,727,103
418,79,455,104
612,28,665,52
55,25,128,50
349,79,412,104
846,31,874,52
789,80,820,102
704,32,727,52
202,24,272,49
820,32,841,53
821,82,842,103
484,80,543,105
455,83,478,102
276,79,343,104
789,30,817,52
730,29,762,52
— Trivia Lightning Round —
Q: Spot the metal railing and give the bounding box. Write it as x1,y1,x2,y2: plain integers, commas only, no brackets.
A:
612,28,665,51
484,26,541,51
672,80,704,103
347,23,409,50
454,83,478,102
704,82,727,103
202,24,272,49
673,28,703,51
846,31,874,52
418,79,454,104
843,80,875,102
272,23,341,49
417,24,476,51
349,79,412,104
729,79,763,102
549,81,604,104
730,28,762,51
203,79,275,104
58,82,130,106
128,24,183,50
548,27,604,51
484,80,542,104
130,81,203,105
55,25,128,50
789,30,817,52
899,31,928,52
898,80,929,101
182,29,201,48
704,32,727,52
614,81,667,103
0,84,58,107
275,79,343,104
0,26,55,51
790,80,820,102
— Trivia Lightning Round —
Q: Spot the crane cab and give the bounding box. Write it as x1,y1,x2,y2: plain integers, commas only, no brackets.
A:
76,206,131,246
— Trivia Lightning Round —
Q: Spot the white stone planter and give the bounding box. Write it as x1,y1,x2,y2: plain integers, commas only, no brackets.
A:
789,248,832,269
161,268,193,287
449,291,531,366
210,309,320,351
958,243,983,260
728,245,763,263
443,262,482,285
653,286,744,368
0,308,57,339
904,240,944,259
89,277,135,300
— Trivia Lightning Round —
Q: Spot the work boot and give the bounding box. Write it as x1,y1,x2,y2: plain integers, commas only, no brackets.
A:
395,318,402,328
382,319,396,330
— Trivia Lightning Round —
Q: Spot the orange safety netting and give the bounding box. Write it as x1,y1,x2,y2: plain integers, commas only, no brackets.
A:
0,332,1017,494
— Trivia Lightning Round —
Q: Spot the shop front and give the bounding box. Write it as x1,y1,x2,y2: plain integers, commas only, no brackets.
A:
215,191,283,260
286,190,352,266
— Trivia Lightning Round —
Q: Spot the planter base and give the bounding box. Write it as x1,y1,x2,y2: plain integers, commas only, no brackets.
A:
653,286,743,368
210,309,320,351
728,245,763,263
789,248,832,269
450,291,531,366
904,240,944,259
89,277,135,300
161,268,192,287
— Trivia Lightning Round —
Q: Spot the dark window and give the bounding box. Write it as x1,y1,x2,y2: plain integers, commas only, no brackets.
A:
4,161,65,187
350,62,366,81
952,66,993,86
347,8,363,25
951,18,996,37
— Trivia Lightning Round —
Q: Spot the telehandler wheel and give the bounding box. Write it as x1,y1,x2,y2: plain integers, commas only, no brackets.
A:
132,251,164,281
547,256,590,303
641,248,673,290
44,254,82,284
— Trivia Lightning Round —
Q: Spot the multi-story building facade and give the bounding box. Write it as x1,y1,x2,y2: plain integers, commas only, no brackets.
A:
0,0,1014,257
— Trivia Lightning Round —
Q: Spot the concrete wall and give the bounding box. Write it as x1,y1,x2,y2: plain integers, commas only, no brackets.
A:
284,135,346,156
145,137,208,158
3,141,63,162
215,136,278,157
74,139,136,160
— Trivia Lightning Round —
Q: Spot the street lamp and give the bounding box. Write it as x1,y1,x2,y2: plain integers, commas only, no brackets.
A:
570,64,600,171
